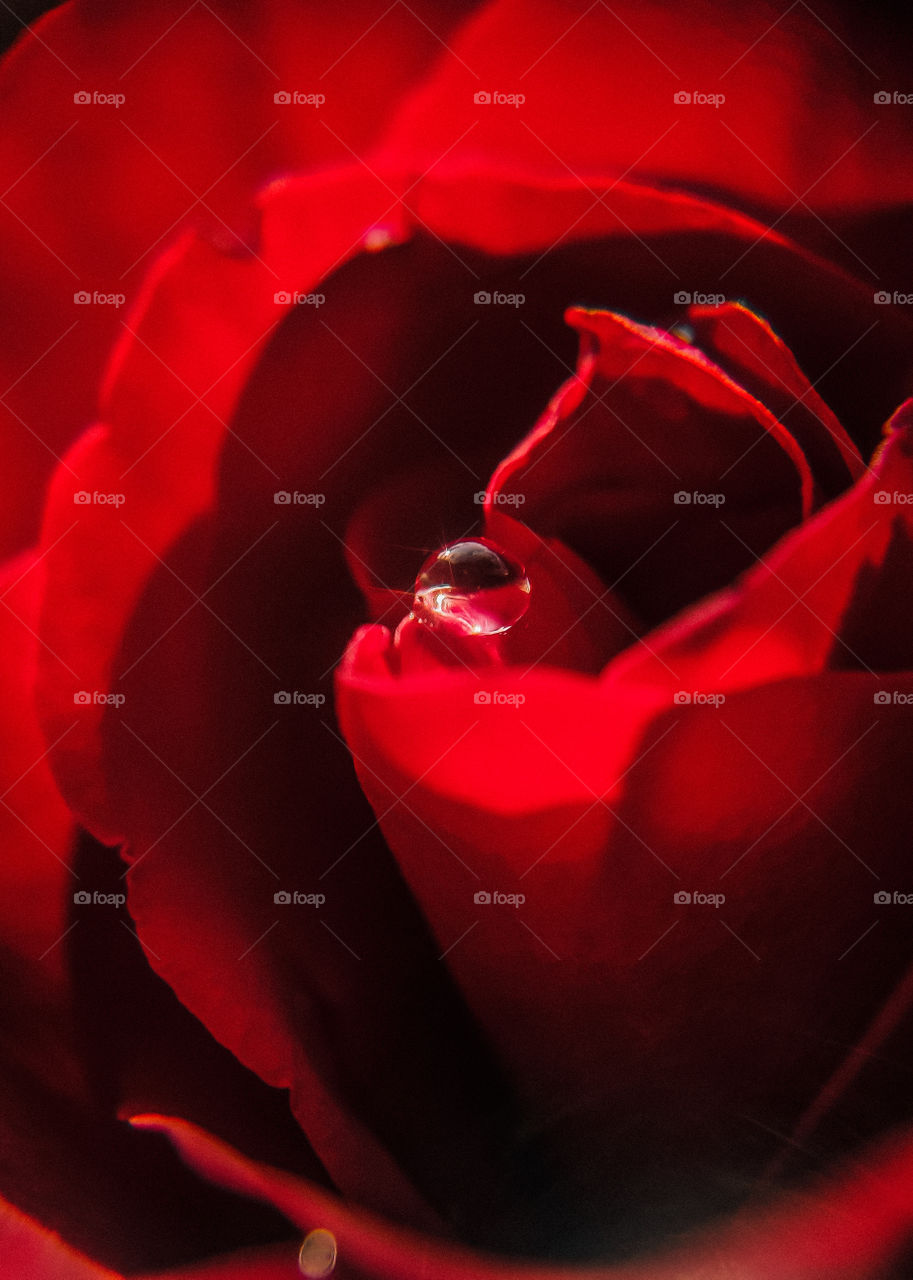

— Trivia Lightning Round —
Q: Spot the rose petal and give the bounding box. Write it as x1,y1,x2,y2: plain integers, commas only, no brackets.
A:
0,551,75,968
36,161,905,836
0,0,482,552
339,651,913,1253
0,1195,115,1280
385,0,913,214
338,419,913,1250
603,406,913,695
485,306,815,626
139,1111,913,1279
682,302,864,497
36,167,407,837
32,154,911,1248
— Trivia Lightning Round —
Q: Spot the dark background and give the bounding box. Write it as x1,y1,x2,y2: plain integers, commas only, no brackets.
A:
2,1,912,62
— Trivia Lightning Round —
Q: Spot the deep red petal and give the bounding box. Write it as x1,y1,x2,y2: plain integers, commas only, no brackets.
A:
36,168,404,837
0,1,481,555
338,420,913,1248
682,302,864,497
0,1196,114,1280
140,1112,913,1280
603,408,913,694
486,306,815,626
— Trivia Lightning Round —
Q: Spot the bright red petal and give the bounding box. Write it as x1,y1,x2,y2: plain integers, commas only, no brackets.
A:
338,417,913,1250
0,1,482,555
385,0,913,214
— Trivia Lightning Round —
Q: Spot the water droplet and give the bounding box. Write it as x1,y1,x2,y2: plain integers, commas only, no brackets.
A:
298,1228,337,1278
412,538,530,636
670,322,695,344
363,226,397,252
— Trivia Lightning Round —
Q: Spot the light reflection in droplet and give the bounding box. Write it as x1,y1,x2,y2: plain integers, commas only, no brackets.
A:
412,538,530,636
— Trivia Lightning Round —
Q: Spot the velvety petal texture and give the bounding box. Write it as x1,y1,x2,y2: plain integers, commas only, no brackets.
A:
485,305,865,627
0,0,482,555
384,0,913,213
338,412,913,1250
11,1,913,1271
137,1113,913,1280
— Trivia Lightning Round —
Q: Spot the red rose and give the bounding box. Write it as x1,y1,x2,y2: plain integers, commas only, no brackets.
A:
4,3,913,1278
